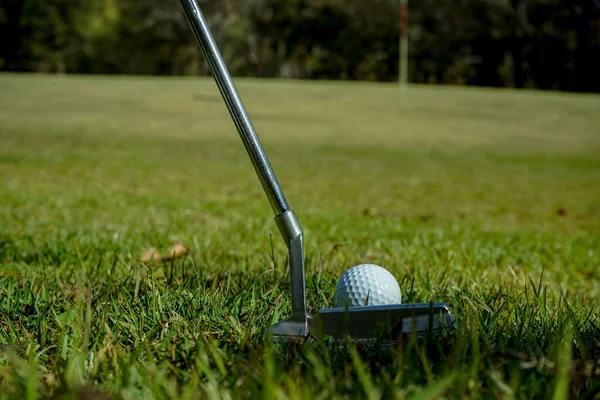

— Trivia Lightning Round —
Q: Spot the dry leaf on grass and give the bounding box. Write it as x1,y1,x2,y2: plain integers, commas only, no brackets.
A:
141,247,162,265
163,242,188,261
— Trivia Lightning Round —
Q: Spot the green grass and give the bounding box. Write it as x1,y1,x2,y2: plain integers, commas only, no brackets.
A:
0,72,599,399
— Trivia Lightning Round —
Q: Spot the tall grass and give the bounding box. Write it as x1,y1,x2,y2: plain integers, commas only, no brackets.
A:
0,73,599,398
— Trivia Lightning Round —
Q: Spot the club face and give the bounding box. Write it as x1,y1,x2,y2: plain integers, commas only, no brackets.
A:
272,302,455,344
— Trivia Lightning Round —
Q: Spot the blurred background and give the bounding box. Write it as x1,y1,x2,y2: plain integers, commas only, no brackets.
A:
1,0,599,92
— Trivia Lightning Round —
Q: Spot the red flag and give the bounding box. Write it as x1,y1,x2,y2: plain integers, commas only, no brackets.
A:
400,3,409,39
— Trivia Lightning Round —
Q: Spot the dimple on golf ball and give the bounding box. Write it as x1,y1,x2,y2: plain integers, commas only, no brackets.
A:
333,264,402,307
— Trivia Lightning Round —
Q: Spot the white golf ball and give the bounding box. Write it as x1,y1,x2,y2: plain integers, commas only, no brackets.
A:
333,264,402,307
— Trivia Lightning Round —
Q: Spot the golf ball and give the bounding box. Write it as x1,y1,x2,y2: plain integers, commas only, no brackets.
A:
333,264,402,307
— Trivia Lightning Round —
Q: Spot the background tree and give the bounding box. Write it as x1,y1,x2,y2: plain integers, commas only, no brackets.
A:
1,0,599,92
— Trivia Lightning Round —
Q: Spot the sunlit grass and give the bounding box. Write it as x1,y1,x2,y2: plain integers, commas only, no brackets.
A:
0,73,599,398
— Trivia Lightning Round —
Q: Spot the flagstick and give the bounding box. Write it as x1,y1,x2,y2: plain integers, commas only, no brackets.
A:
400,0,409,107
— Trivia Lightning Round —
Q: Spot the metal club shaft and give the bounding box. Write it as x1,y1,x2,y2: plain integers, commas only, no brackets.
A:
179,0,288,216
179,0,307,318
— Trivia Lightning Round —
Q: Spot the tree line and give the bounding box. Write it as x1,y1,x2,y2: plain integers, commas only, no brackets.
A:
1,0,599,92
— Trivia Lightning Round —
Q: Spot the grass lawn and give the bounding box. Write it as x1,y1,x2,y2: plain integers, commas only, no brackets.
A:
0,73,599,399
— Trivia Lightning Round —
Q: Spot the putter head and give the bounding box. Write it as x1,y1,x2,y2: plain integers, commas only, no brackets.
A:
272,302,456,344
269,206,456,345
271,211,456,345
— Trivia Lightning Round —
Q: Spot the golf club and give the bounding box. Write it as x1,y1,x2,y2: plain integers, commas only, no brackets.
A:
178,0,456,343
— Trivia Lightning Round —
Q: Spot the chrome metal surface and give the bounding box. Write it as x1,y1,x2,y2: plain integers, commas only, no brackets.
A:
179,0,288,216
310,302,455,340
272,302,455,343
179,0,309,328
275,210,307,316
271,316,308,339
